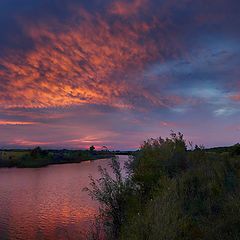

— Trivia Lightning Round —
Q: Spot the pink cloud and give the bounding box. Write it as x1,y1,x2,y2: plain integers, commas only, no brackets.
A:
10,139,56,147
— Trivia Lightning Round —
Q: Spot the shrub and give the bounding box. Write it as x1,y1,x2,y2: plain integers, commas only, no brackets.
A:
86,132,240,240
84,156,135,240
132,132,187,196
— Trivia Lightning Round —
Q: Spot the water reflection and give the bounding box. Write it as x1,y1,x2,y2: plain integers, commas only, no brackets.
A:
0,156,128,240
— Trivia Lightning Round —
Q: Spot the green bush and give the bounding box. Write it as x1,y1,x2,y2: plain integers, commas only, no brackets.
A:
131,132,187,196
122,135,240,240
87,132,240,240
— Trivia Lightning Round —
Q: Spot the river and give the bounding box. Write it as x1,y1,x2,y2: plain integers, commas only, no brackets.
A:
0,155,128,240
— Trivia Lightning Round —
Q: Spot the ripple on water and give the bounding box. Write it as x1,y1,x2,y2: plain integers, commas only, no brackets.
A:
0,156,128,240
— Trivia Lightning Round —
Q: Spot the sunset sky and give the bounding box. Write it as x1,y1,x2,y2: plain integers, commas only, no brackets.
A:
0,0,239,149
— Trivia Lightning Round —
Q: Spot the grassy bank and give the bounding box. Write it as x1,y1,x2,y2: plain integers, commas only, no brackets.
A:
0,148,115,168
86,133,240,240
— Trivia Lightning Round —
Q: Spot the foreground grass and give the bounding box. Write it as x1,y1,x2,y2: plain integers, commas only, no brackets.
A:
86,133,240,240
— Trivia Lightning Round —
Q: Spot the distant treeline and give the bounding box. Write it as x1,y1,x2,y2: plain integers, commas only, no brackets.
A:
0,147,130,168
85,133,240,240
206,143,240,156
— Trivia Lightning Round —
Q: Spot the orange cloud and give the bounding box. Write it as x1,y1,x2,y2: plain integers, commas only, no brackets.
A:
109,0,147,16
0,1,185,110
0,120,37,125
230,94,240,101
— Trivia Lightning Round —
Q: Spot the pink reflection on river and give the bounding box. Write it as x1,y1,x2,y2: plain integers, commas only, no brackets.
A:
0,156,128,240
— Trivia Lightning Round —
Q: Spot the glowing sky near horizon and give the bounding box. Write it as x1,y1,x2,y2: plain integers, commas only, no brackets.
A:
0,0,239,149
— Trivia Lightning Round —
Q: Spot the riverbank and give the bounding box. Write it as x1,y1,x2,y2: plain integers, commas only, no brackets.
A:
0,149,116,168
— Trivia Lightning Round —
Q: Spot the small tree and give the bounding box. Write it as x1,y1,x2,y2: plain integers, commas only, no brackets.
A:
90,145,95,152
30,146,43,158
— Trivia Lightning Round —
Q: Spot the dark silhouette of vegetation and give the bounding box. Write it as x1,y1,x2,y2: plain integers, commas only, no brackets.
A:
86,132,240,240
0,148,114,168
30,146,45,158
84,157,135,240
230,143,240,156
206,143,240,157
90,145,96,152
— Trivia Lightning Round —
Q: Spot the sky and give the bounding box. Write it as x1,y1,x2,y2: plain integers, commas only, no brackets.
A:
0,0,240,150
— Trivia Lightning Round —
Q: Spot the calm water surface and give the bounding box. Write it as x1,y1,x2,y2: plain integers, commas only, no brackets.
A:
0,155,128,240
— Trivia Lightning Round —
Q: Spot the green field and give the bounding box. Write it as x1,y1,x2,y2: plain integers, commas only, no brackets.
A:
0,150,30,161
